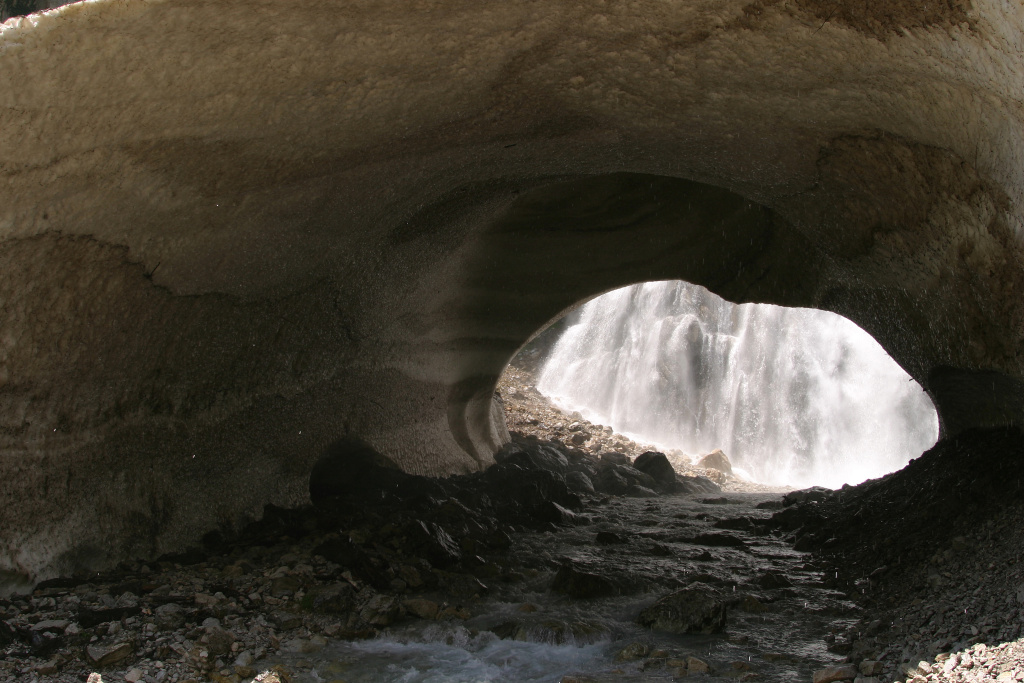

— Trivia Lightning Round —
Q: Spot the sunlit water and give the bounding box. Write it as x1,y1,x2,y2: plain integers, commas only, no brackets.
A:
536,281,939,488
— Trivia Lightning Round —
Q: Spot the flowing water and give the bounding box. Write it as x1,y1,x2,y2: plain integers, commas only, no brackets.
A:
268,493,857,683
536,281,939,489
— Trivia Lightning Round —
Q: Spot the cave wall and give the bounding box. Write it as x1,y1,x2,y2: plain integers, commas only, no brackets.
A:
1,0,1023,587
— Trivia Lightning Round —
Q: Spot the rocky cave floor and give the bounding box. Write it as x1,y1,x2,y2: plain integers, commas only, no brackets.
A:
1,378,1022,683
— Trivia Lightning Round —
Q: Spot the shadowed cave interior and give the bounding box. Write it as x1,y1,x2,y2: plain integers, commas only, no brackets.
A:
2,1,1024,681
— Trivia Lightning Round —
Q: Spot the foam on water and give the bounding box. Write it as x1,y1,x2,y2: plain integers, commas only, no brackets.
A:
310,625,611,682
536,281,939,488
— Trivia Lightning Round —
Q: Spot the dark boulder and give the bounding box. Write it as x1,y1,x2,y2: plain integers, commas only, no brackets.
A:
496,439,569,474
675,475,723,494
565,471,595,493
636,582,726,634
594,464,657,495
599,452,631,467
551,562,620,599
633,451,677,485
406,520,462,568
304,582,356,614
595,530,626,545
783,486,833,506
533,501,580,526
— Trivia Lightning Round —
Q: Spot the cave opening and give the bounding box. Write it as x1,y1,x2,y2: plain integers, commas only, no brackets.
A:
500,280,939,491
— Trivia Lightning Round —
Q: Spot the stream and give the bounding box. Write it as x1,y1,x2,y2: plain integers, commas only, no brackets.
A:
267,491,858,682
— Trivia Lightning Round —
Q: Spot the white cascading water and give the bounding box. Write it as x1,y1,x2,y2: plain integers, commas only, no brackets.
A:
536,281,939,489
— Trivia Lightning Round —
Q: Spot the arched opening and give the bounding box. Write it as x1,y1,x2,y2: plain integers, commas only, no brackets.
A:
501,280,939,490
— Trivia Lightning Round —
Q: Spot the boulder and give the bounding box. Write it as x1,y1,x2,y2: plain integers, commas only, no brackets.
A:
85,641,134,667
359,594,401,627
633,452,678,485
406,520,462,568
696,449,732,475
533,500,579,525
402,598,440,620
599,452,631,467
551,562,620,599
153,603,185,630
305,583,356,614
594,464,657,495
205,624,235,656
595,531,626,545
782,486,832,506
636,583,726,634
565,471,595,493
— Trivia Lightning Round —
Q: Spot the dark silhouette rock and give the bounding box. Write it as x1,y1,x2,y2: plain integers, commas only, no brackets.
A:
636,582,726,634
551,562,620,599
633,451,677,485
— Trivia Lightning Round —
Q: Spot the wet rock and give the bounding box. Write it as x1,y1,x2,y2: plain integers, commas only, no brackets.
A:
402,598,440,620
78,606,141,628
735,594,770,613
594,464,657,495
696,449,732,475
551,562,620,599
599,452,631,467
305,582,356,614
407,519,462,568
687,532,746,547
497,444,569,475
627,484,659,498
0,620,15,645
756,570,792,589
30,619,69,633
565,471,595,493
812,664,857,683
687,656,711,674
859,660,884,676
85,641,134,667
534,500,580,525
595,531,626,545
360,594,401,626
676,474,722,494
633,451,677,485
782,486,832,506
270,610,302,630
614,641,650,661
270,575,303,597
153,602,186,630
636,582,726,634
204,622,235,656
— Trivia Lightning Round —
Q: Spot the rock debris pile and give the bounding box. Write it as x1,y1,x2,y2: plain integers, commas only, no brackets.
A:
498,365,784,493
770,427,1024,683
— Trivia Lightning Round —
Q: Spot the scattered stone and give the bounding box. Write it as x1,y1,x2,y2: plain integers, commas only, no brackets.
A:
85,641,134,667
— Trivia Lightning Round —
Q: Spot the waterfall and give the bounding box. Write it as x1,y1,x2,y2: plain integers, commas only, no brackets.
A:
535,281,939,488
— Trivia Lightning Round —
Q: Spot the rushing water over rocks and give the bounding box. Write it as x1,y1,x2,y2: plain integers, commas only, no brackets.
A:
537,281,940,489
268,491,855,683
